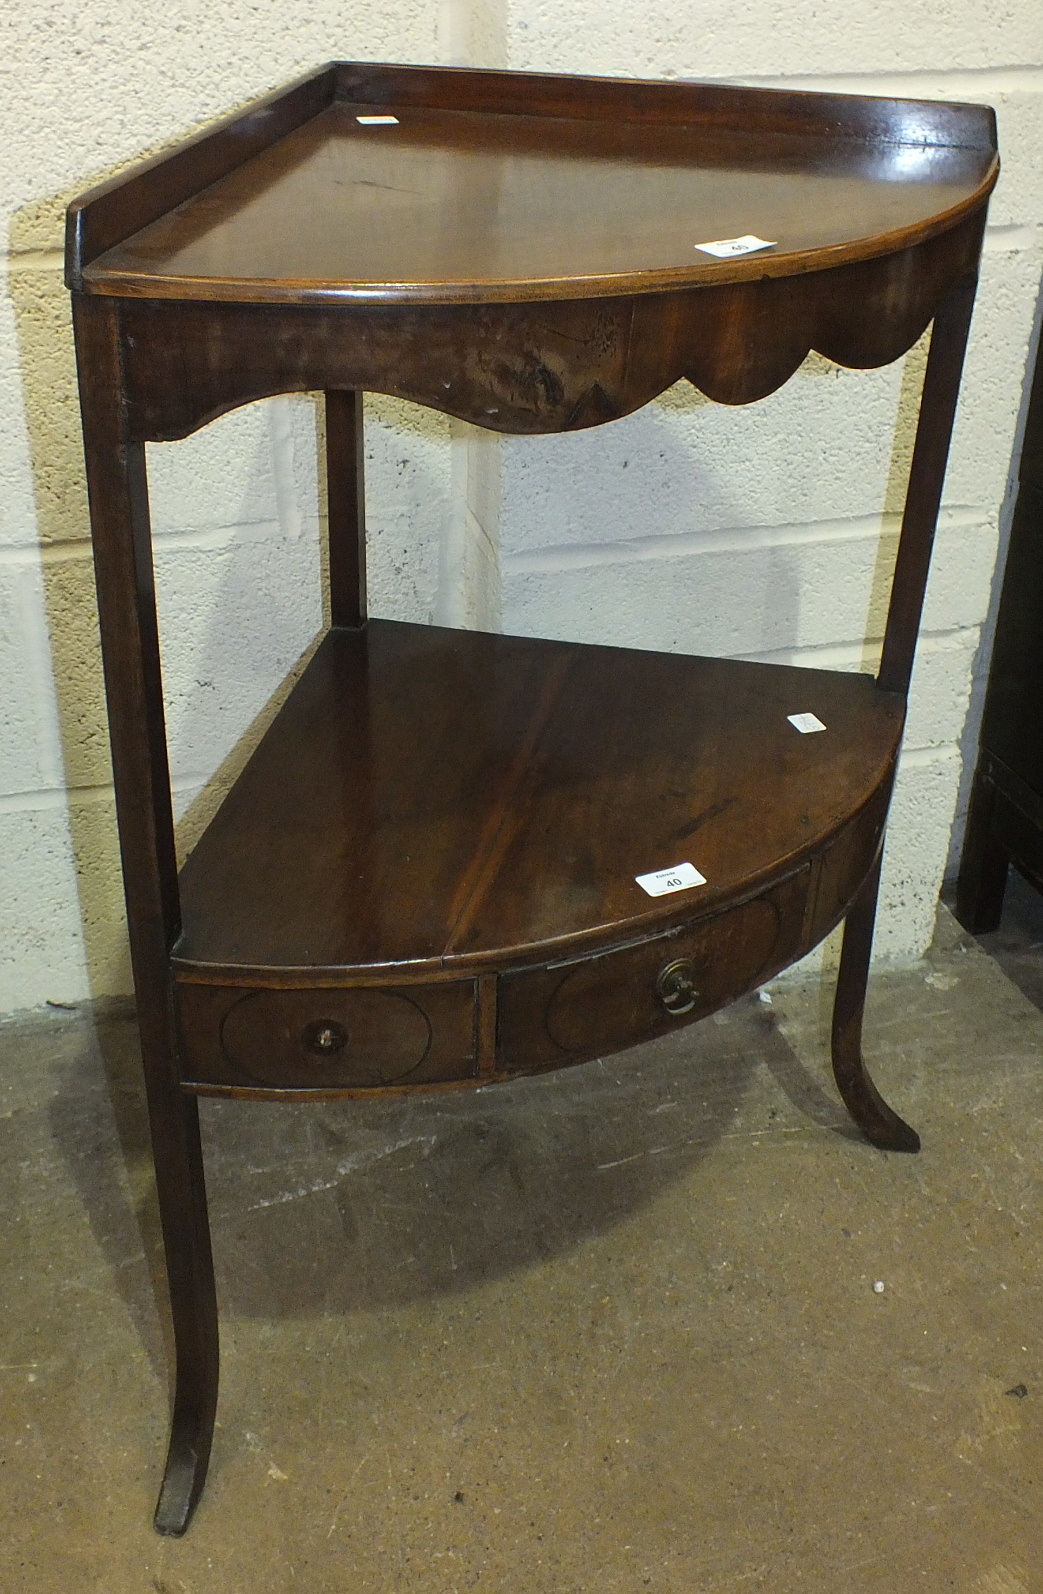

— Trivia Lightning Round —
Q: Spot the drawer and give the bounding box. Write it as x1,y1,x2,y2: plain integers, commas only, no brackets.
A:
175,980,478,1092
806,777,893,947
497,867,810,1073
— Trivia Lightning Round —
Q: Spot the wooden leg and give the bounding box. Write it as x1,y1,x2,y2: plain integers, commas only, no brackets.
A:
831,853,921,1152
325,389,367,628
955,770,1009,933
149,1088,219,1536
72,298,220,1533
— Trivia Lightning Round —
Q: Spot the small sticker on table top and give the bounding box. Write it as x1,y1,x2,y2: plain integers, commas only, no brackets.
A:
356,114,400,125
635,862,707,898
695,235,776,259
787,712,826,734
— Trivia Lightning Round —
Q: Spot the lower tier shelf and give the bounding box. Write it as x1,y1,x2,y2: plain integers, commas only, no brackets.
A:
171,618,903,1096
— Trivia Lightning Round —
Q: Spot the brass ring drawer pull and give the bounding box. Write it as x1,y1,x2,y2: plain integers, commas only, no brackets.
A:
656,958,698,1016
302,1018,348,1055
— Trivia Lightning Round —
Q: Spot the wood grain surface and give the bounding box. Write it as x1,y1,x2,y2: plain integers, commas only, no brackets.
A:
110,210,986,438
172,620,904,983
70,64,996,307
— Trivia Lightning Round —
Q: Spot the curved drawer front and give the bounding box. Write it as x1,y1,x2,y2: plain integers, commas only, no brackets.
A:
805,777,892,948
175,980,477,1092
497,867,810,1073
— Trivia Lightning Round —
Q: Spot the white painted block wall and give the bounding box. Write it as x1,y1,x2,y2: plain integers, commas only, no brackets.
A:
0,0,1040,1011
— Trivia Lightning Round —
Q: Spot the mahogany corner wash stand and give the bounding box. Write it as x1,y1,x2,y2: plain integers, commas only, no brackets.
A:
66,64,997,1533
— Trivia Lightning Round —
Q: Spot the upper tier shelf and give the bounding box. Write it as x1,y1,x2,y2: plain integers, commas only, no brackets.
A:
68,62,998,308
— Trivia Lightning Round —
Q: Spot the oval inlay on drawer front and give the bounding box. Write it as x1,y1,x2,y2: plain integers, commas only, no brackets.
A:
544,892,783,1056
496,867,810,1074
220,987,433,1088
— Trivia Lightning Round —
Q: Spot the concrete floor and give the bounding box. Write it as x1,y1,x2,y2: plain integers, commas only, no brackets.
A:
1,896,1040,1593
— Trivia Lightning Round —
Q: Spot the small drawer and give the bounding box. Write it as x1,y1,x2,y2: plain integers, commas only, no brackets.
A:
806,778,893,946
175,980,477,1091
497,868,809,1073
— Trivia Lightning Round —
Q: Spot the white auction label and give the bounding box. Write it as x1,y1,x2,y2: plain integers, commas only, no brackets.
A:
356,114,400,125
695,234,776,259
787,712,826,734
635,862,707,897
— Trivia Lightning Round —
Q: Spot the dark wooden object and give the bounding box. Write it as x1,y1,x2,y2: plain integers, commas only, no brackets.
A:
956,325,1043,929
66,63,996,1535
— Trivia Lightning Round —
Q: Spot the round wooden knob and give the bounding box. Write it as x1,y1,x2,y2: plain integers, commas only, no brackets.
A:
656,958,698,1015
